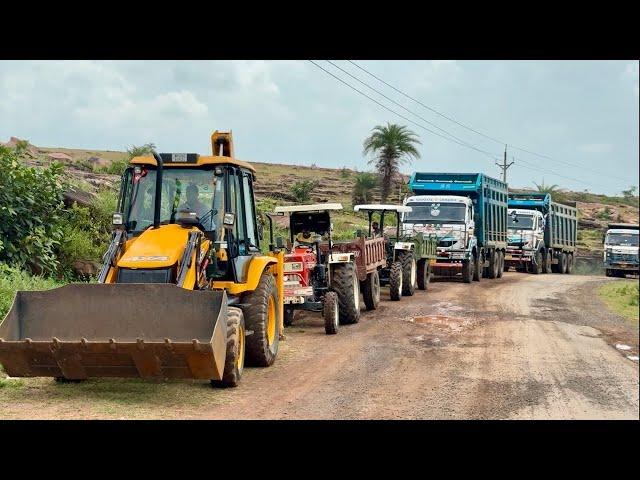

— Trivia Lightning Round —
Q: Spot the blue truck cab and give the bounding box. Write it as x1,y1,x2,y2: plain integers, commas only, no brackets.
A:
405,172,508,283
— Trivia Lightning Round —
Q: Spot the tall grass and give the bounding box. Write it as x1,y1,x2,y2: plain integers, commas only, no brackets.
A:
0,264,64,319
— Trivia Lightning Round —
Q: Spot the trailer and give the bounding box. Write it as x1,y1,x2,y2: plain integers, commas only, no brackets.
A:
506,192,578,274
406,172,508,283
603,223,639,277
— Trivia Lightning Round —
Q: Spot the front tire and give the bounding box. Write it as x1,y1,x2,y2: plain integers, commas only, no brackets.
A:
398,251,417,296
243,272,280,367
473,252,483,282
417,258,431,290
542,249,551,273
532,250,543,274
462,256,474,283
323,291,339,335
331,262,361,324
389,261,403,300
362,270,381,310
211,306,245,388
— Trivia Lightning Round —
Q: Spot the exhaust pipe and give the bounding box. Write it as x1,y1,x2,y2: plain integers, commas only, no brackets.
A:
152,150,163,229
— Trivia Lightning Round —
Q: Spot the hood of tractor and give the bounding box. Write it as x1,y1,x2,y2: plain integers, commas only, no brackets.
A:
118,224,196,269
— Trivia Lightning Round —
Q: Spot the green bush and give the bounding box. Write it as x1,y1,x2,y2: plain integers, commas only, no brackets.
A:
0,264,63,319
290,180,319,203
0,145,65,274
95,157,128,175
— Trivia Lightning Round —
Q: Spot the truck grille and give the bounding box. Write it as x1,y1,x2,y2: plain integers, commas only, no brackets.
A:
610,253,638,264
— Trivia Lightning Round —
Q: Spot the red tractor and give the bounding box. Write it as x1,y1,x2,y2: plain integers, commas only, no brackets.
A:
268,203,360,335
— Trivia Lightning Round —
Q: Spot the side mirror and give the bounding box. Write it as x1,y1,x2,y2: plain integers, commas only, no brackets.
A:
223,212,235,230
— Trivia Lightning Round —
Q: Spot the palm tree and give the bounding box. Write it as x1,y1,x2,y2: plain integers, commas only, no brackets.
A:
363,123,421,202
352,172,378,204
533,180,560,195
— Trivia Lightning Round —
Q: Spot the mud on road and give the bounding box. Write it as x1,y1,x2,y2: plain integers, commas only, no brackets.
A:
1,272,638,419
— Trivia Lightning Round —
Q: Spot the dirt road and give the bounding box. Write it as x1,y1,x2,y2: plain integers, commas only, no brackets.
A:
1,272,638,419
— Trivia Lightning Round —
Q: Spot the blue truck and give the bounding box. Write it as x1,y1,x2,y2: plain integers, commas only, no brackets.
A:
506,192,578,274
404,172,508,283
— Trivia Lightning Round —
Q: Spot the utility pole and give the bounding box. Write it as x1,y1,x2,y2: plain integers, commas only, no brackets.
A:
496,144,514,183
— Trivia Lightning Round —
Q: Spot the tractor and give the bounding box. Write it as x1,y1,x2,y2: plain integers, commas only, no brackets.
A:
0,131,284,388
267,203,360,334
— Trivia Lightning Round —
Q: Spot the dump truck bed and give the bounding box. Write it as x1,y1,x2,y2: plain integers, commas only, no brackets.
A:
320,236,387,282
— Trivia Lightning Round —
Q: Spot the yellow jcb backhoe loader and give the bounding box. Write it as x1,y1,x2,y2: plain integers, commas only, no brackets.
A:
0,131,284,387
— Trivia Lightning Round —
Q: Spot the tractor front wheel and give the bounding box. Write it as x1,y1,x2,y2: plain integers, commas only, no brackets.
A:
389,261,403,300
362,270,381,310
323,291,339,335
243,272,280,367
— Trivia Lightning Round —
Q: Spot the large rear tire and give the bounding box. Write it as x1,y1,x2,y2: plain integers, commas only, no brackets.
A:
362,270,381,310
496,251,504,278
417,259,431,290
473,252,483,282
565,253,574,274
559,252,568,274
243,272,280,367
488,251,499,279
398,251,417,296
331,263,361,324
532,250,543,274
462,257,474,283
542,249,551,273
211,306,245,388
389,261,403,301
323,291,339,335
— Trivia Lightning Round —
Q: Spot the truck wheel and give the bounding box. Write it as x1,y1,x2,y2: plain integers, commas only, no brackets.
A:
362,270,381,310
532,250,543,274
488,251,499,279
389,261,403,300
559,252,568,274
398,251,417,296
284,306,295,327
551,251,561,273
565,253,573,274
542,250,551,273
462,257,474,283
496,251,504,278
243,272,280,367
211,306,245,388
605,268,612,277
331,262,361,325
323,291,339,335
473,253,483,282
417,259,430,290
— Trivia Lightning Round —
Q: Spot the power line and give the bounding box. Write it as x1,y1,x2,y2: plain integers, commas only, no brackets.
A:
347,60,629,183
308,60,500,161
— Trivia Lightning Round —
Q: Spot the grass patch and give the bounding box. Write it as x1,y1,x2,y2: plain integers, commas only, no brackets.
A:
598,280,639,322
0,265,64,318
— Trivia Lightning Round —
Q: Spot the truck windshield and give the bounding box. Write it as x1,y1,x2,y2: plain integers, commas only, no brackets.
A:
508,214,534,230
606,233,639,247
405,202,466,223
126,167,224,233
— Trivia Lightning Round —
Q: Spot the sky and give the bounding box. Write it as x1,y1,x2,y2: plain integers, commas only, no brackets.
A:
1,60,638,196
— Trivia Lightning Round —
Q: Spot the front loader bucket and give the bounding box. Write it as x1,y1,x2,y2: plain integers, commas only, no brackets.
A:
0,284,228,381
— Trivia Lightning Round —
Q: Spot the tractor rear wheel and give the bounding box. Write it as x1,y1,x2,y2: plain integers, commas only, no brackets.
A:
211,306,245,388
417,259,431,290
331,263,361,325
398,251,417,296
323,291,339,335
243,272,280,367
362,270,381,310
284,306,295,327
389,261,403,301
